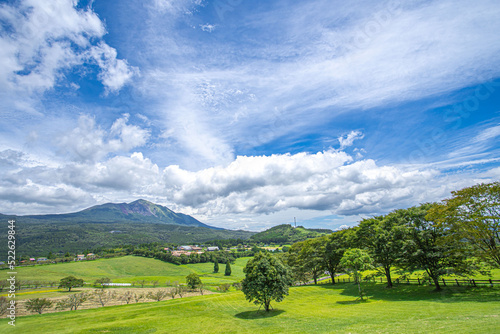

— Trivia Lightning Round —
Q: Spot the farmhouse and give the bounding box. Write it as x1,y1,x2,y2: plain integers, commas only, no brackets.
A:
171,250,193,257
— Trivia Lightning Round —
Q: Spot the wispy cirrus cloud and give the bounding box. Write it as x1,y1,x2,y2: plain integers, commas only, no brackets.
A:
137,0,500,169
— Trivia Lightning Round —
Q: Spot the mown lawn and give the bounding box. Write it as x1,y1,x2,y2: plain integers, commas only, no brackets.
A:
1,282,499,333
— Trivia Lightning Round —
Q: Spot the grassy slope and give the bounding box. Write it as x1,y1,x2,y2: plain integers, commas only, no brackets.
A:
0,256,250,287
1,283,499,333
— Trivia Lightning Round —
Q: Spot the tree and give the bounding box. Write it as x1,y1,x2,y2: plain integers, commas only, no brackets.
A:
134,293,144,303
58,276,84,292
56,292,87,311
225,261,232,276
214,260,219,273
287,238,324,284
121,291,134,304
340,248,373,301
138,279,147,288
92,289,116,307
168,287,177,299
94,277,111,288
323,230,350,285
186,273,202,289
428,182,500,267
242,252,292,312
176,286,187,298
356,212,406,288
25,298,53,314
0,296,8,316
147,289,169,302
400,204,466,291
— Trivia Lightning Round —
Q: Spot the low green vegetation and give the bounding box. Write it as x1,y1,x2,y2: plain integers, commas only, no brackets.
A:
1,283,498,333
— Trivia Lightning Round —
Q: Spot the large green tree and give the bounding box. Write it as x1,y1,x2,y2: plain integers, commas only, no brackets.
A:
288,238,325,284
340,248,373,300
323,229,351,285
242,252,292,312
356,212,405,288
428,182,500,267
58,276,84,292
400,204,465,291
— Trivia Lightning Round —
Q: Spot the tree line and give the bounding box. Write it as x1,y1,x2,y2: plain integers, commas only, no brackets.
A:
286,182,499,291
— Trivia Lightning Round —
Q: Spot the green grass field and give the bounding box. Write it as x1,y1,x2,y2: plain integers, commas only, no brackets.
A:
0,256,250,288
1,282,499,333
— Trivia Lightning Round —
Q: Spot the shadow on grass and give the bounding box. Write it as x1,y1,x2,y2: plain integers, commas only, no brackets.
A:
235,309,285,320
314,282,500,303
336,299,371,305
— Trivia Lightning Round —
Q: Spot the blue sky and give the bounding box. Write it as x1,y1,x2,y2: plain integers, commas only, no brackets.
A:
1,0,499,231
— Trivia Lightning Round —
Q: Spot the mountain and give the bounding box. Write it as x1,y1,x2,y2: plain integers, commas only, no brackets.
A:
22,199,215,228
250,224,332,244
0,200,254,256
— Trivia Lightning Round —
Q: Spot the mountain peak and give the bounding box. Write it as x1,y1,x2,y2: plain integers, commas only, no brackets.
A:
67,200,212,228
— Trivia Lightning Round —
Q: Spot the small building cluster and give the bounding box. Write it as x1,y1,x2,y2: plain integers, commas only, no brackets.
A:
168,245,219,257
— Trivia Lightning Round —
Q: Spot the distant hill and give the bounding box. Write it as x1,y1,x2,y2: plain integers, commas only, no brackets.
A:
250,224,332,244
0,200,254,256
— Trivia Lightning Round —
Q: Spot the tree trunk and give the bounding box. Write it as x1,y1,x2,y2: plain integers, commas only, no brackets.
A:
330,271,336,285
432,276,441,291
357,281,363,301
264,299,271,312
384,266,393,288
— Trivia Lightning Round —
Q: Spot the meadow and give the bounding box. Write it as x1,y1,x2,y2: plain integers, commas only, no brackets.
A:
0,256,250,289
1,256,500,333
1,282,499,333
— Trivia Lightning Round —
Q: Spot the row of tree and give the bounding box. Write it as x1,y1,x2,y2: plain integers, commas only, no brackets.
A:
132,246,259,265
286,182,499,291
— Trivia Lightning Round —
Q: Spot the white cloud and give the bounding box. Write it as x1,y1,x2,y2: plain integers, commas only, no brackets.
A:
338,130,364,149
473,124,500,143
0,146,496,228
137,0,500,170
200,24,217,32
0,0,136,111
160,150,446,217
59,114,150,162
87,43,138,94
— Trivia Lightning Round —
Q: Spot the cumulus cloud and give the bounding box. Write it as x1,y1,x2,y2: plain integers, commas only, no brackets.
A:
160,150,447,217
87,43,138,94
0,0,136,107
59,114,150,162
0,146,496,227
